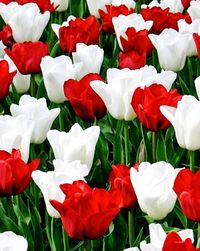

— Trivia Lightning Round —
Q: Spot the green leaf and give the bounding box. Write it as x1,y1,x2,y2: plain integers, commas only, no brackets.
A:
156,131,168,161
174,203,188,229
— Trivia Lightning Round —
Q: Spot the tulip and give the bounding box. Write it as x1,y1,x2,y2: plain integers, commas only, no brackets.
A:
50,180,121,240
149,29,190,71
72,43,104,80
91,66,177,121
0,24,14,47
16,0,56,12
0,231,28,251
47,123,100,170
119,50,147,70
40,55,81,103
0,149,40,196
0,2,50,42
0,59,16,100
58,15,100,54
50,0,69,11
5,41,49,74
86,0,111,18
193,33,200,58
109,164,137,208
112,13,153,50
130,161,180,220
124,223,194,251
51,15,76,38
0,115,34,162
10,95,60,144
173,168,200,222
4,55,31,94
64,73,106,121
131,84,182,132
160,95,200,151
32,160,89,218
187,1,200,21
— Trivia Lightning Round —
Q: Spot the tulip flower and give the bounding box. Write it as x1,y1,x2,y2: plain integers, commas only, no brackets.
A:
158,0,184,13
119,50,147,70
161,95,200,151
0,24,14,47
91,66,177,121
40,55,81,103
187,1,200,21
32,160,89,218
0,149,40,196
51,15,76,38
50,0,69,12
50,180,121,240
58,15,100,54
130,161,180,220
149,29,190,71
109,164,137,208
131,84,182,132
72,43,104,80
64,73,106,121
0,115,34,162
112,13,153,50
0,231,28,251
16,0,56,12
124,223,194,251
10,95,60,144
47,123,100,170
0,2,50,42
4,55,31,94
173,168,200,222
193,33,200,58
5,41,49,74
0,59,17,100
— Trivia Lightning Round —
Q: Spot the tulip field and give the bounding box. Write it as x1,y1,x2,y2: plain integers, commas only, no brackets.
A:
1,0,200,250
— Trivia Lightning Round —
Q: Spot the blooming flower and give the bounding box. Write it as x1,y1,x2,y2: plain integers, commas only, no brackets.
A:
0,231,28,251
161,95,200,151
173,168,200,222
47,123,100,170
10,95,60,144
131,84,182,131
50,180,121,240
0,149,40,196
0,24,14,47
0,2,50,42
5,41,49,74
16,0,56,13
187,1,200,21
0,59,16,100
130,161,180,220
119,50,147,70
64,73,106,121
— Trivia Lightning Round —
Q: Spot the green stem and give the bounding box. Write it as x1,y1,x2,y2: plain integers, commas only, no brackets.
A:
59,105,65,131
124,121,130,166
62,226,70,251
6,196,17,223
30,74,36,97
152,131,156,163
83,240,91,251
128,209,135,247
197,223,200,248
189,151,195,173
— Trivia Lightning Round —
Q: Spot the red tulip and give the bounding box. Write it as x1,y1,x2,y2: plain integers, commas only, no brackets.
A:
173,169,200,222
0,149,40,196
50,180,121,240
64,73,106,121
0,0,12,3
0,25,14,47
5,41,49,74
119,51,146,70
0,60,16,101
181,0,192,9
99,5,134,33
59,16,100,54
162,232,200,251
131,84,182,132
109,164,137,209
16,0,56,13
193,33,200,59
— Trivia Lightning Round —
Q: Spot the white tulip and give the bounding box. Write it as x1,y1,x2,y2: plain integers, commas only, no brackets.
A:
130,161,180,220
124,223,194,251
32,160,88,218
47,123,100,170
149,29,189,71
40,55,81,103
0,115,33,162
188,1,200,21
160,0,184,13
112,0,136,9
0,231,28,251
113,13,153,50
72,43,104,80
4,55,31,94
86,0,111,18
161,95,200,151
91,66,176,120
0,2,50,42
51,0,69,12
10,95,60,144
